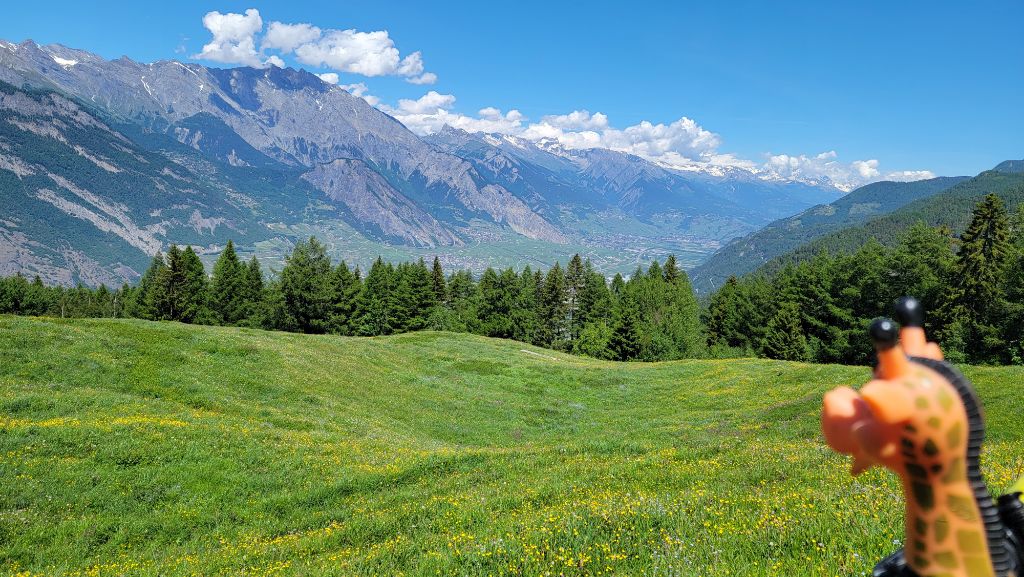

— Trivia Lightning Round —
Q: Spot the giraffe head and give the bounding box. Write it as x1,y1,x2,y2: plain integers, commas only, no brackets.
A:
821,297,947,475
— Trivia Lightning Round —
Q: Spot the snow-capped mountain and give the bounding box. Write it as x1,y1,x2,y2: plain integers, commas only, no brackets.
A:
0,39,842,285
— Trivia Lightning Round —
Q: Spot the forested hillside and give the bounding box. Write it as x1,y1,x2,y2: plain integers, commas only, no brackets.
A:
761,169,1024,274
689,176,968,293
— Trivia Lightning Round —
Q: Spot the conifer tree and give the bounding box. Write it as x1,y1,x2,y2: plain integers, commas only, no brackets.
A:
399,258,436,331
761,299,809,362
211,240,245,325
945,194,1011,362
133,252,166,319
431,256,448,306
565,254,586,341
179,246,210,324
608,306,641,361
279,237,333,333
354,257,398,336
329,260,360,334
511,266,538,343
538,262,568,348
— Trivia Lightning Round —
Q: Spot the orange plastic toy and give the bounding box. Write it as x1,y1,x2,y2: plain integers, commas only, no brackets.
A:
822,297,1023,577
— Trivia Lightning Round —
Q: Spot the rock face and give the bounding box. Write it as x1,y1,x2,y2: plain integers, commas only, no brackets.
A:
0,39,841,285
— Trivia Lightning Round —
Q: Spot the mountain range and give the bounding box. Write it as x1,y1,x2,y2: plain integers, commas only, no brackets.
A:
0,39,845,286
690,162,1024,293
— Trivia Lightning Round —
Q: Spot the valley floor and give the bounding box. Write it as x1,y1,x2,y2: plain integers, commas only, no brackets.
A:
1,316,1022,576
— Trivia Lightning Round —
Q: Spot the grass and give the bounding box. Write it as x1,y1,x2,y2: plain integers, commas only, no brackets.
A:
1,316,1022,576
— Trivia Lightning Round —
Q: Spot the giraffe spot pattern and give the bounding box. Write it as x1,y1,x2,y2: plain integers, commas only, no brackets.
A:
946,422,962,450
935,515,950,543
912,481,935,510
928,416,942,429
916,396,929,409
942,457,965,484
956,529,984,552
923,438,940,457
934,550,958,568
948,494,979,523
937,387,954,412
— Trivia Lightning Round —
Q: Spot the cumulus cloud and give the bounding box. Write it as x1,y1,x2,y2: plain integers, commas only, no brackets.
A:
194,9,267,67
194,9,436,83
262,22,321,53
378,93,933,190
317,72,339,84
763,151,935,190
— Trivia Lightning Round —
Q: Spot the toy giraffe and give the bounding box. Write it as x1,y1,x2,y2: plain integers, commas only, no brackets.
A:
821,297,1024,577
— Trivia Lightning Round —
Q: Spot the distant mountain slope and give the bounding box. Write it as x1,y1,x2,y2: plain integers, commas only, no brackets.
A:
689,176,968,293
0,80,331,285
757,168,1024,276
994,159,1024,174
0,38,863,284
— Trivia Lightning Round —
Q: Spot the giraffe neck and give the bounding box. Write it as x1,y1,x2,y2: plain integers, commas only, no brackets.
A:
908,357,1012,577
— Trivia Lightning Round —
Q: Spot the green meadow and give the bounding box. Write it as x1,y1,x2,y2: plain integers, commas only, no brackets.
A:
1,316,1022,576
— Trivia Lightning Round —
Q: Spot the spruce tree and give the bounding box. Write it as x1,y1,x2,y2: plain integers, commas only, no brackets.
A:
133,252,166,319
945,194,1011,362
431,256,448,306
211,240,244,325
279,237,334,333
565,254,586,342
240,256,265,327
538,262,568,348
354,257,398,336
608,306,641,361
760,300,809,362
178,246,209,324
329,260,360,335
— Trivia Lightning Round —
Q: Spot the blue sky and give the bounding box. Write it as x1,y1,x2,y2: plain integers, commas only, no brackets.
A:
2,1,1021,184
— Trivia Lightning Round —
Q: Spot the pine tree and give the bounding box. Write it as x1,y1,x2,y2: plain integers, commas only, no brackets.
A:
663,255,680,283
608,306,641,361
431,256,448,306
133,252,166,319
565,254,586,342
511,266,538,343
538,262,568,348
178,246,209,323
211,240,245,325
354,257,398,336
329,260,360,335
945,194,1011,362
761,299,809,362
239,256,265,327
400,258,436,331
279,237,334,333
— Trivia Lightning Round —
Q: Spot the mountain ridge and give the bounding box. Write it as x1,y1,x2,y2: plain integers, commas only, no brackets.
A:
0,38,856,285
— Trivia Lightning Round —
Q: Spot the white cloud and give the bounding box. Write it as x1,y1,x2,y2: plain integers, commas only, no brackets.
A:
762,151,935,190
408,72,438,85
317,72,339,84
339,82,380,106
540,110,609,131
262,22,321,53
194,9,266,67
377,93,933,190
194,9,435,83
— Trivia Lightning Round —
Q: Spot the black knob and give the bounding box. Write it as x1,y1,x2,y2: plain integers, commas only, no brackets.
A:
894,296,924,328
869,317,899,350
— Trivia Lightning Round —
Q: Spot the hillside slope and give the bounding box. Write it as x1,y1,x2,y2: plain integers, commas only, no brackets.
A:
2,317,1022,576
689,176,968,293
759,169,1024,275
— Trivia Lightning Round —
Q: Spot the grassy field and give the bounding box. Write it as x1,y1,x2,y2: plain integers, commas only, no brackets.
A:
1,316,1022,576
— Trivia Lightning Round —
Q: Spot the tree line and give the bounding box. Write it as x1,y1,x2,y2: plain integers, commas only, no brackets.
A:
3,193,1023,365
706,194,1024,365
0,240,703,362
